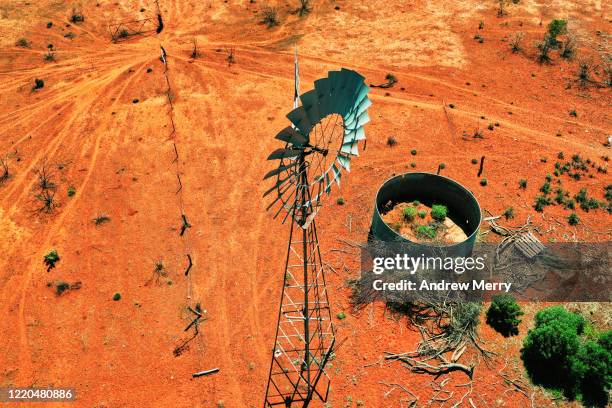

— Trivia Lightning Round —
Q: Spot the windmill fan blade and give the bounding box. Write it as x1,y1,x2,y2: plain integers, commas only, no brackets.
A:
287,106,313,136
275,126,306,146
300,89,321,125
263,162,299,180
265,68,370,223
267,148,302,160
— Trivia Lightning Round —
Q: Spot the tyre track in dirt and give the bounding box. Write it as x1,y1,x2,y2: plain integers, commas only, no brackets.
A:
0,55,152,384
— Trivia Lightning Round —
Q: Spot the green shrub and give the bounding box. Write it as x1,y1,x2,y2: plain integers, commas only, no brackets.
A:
486,294,523,337
70,10,85,23
417,210,427,219
534,195,551,212
67,186,76,197
15,38,31,48
44,249,60,270
112,292,121,301
416,225,436,240
519,179,527,189
540,182,551,194
56,281,70,296
547,19,567,46
430,204,447,221
93,214,111,225
523,307,611,405
410,162,416,168
402,206,417,221
336,311,346,320
438,162,446,169
480,178,487,186
521,306,584,395
410,149,417,156
503,207,515,220
471,158,478,164
572,340,611,406
33,78,45,90
336,197,345,205
386,136,397,147
261,7,279,27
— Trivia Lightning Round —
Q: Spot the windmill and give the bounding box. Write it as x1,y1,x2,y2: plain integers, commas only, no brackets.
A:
263,67,371,407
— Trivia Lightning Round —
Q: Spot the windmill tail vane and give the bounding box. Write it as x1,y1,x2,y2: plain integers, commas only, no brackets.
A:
263,67,370,407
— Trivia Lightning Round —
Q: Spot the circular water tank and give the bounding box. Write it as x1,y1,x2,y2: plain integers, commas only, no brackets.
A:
369,172,482,257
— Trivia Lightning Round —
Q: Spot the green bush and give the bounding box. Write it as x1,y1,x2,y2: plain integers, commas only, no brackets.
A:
521,306,585,396
503,207,515,220
336,197,345,205
261,7,279,27
540,181,551,194
33,78,45,90
486,294,523,337
336,311,346,320
572,340,611,406
402,206,417,221
480,178,488,186
416,225,436,240
430,204,447,221
44,249,60,271
519,179,527,189
410,149,417,156
67,186,76,197
567,212,580,225
534,195,551,212
547,19,567,46
417,210,427,219
112,292,121,301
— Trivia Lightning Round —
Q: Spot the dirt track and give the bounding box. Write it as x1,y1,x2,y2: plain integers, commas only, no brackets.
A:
0,1,610,407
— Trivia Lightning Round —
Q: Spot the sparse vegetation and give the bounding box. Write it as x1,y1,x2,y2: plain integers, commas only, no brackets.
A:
15,38,31,48
44,249,60,271
226,47,235,66
402,206,417,221
577,61,592,87
70,8,85,24
33,78,45,90
416,225,436,240
93,214,111,225
386,136,397,147
296,0,311,17
486,294,523,337
567,212,580,226
55,281,70,296
471,158,478,164
112,292,122,301
410,149,417,155
480,178,488,186
510,32,523,53
519,179,527,189
0,155,9,183
67,186,76,197
503,207,515,220
430,204,447,221
336,197,345,205
534,195,551,212
261,7,279,28
536,36,552,64
547,19,567,47
561,35,576,59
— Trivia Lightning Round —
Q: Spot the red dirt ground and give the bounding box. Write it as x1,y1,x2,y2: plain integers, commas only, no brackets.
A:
0,1,610,407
